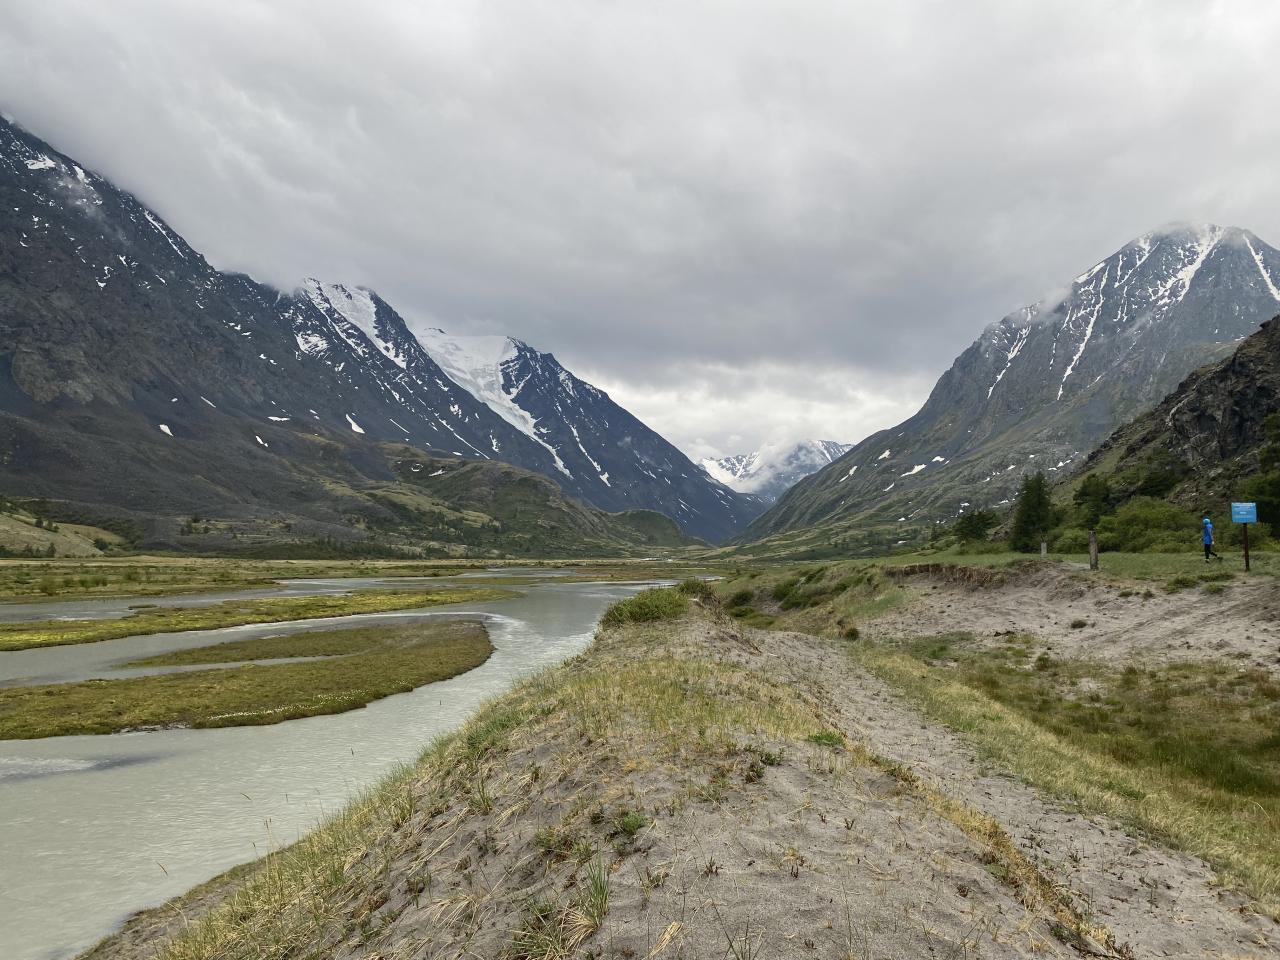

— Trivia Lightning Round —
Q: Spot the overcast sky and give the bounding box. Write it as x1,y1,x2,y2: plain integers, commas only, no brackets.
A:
3,2,1278,460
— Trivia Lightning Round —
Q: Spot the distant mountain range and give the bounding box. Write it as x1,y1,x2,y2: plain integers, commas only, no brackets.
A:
743,223,1280,556
0,116,760,547
701,440,850,502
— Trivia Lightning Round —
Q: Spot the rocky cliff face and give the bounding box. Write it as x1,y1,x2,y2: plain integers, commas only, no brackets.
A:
745,225,1280,550
1079,316,1280,506
0,116,755,543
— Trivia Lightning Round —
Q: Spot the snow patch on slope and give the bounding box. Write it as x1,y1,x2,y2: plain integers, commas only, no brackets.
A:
987,323,1030,399
1244,234,1280,302
143,211,187,259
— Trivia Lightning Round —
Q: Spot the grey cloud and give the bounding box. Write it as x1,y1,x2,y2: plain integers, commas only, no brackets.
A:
3,1,1278,457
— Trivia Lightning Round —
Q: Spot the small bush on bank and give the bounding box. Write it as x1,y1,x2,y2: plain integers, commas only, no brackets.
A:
601,588,688,627
675,578,717,601
771,577,801,602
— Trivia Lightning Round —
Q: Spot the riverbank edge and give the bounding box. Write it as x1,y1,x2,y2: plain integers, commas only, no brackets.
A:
0,620,497,739
77,587,1122,960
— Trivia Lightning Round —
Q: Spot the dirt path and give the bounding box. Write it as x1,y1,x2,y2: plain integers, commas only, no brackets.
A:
869,565,1280,673
760,626,1279,959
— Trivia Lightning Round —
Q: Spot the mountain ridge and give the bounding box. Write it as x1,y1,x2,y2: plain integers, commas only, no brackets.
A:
739,223,1280,556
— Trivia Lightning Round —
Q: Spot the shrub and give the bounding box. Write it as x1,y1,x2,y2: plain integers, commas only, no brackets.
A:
771,577,801,602
1051,527,1091,553
1218,521,1273,550
1115,451,1189,499
676,578,716,601
600,588,688,627
726,588,755,608
612,809,647,837
1097,497,1198,553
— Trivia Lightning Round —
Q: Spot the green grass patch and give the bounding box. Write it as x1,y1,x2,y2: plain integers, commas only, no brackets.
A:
712,562,908,636
0,587,514,652
674,577,717,601
846,634,1280,911
805,729,845,748
0,557,481,602
0,621,493,739
599,587,688,626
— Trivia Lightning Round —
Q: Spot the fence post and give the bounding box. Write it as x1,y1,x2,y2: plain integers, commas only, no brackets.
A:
1088,529,1099,571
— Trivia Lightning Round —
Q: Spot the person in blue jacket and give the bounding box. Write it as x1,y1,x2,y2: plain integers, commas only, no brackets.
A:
1202,515,1222,562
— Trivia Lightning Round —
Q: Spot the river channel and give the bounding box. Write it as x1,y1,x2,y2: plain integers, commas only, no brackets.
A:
0,575,653,960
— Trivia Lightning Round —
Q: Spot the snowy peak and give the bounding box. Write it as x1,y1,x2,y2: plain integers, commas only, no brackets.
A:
413,326,571,476
413,328,523,426
973,222,1280,409
409,324,760,535
703,439,852,501
302,280,409,370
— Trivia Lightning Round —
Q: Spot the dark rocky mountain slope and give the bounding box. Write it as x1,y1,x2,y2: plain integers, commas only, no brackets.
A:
0,116,754,546
1075,315,1280,518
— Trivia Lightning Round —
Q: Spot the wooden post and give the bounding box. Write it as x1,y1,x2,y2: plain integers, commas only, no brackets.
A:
1243,523,1251,572
1088,528,1099,571
1040,540,1047,558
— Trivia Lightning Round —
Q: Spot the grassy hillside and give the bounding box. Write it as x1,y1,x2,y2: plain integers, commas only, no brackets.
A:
1,445,697,560
0,506,123,557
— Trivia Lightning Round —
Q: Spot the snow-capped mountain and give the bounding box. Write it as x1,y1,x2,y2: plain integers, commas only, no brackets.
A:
0,116,757,543
702,440,851,502
748,223,1280,543
288,282,757,538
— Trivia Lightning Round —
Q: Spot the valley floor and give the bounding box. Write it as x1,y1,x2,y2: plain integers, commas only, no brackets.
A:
80,562,1280,960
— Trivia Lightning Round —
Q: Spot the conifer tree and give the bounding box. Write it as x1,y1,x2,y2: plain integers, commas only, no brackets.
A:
1010,471,1052,552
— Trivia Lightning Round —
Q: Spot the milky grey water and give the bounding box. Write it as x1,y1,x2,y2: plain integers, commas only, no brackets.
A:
0,578,652,960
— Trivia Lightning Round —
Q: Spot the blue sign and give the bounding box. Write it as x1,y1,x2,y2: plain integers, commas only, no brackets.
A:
1232,502,1258,524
